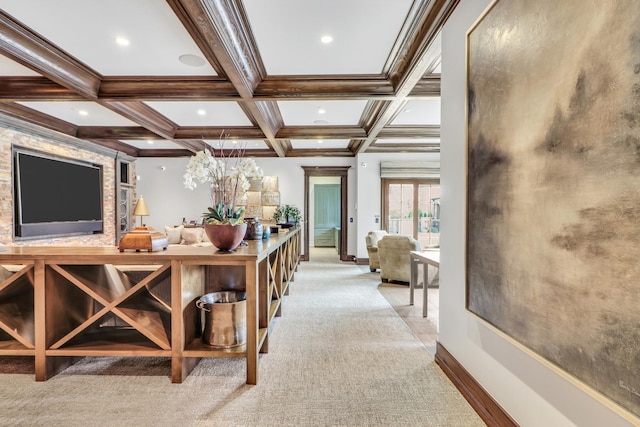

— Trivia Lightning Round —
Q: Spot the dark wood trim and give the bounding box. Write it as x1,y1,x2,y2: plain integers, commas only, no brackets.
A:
435,342,519,427
377,125,440,139
0,103,77,136
255,75,397,100
355,0,459,154
168,0,286,157
302,166,350,262
0,77,83,101
366,144,440,153
99,101,177,140
99,76,239,100
0,2,450,158
276,126,367,140
285,149,355,158
0,75,440,102
174,126,265,140
0,11,101,99
76,126,161,140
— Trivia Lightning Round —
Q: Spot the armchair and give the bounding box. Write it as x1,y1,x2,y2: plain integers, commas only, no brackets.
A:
365,230,388,272
378,235,421,284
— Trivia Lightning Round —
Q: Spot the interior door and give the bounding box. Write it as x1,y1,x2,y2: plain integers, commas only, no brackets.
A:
313,184,341,247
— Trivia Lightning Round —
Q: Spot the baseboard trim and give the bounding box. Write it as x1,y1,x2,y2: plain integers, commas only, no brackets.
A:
435,342,518,427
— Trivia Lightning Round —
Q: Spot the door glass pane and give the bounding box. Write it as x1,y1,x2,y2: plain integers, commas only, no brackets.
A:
417,184,440,247
388,183,414,236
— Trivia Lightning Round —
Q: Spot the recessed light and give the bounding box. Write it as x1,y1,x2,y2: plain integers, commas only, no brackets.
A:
147,140,154,145
405,109,411,113
78,110,88,116
179,54,206,67
318,140,323,144
197,109,206,116
115,37,130,47
320,35,333,44
317,108,326,114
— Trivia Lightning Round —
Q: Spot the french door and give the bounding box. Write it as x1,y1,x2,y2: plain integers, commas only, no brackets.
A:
381,179,440,247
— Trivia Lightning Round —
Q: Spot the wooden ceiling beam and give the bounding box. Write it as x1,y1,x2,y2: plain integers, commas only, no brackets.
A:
255,75,396,100
276,126,367,140
0,102,77,136
98,101,177,140
355,0,457,154
175,126,265,140
76,126,161,140
377,125,440,139
99,76,239,100
0,10,101,99
85,139,141,157
366,143,440,153
284,149,355,158
135,148,196,158
0,75,439,102
0,77,84,101
409,76,441,98
169,0,286,156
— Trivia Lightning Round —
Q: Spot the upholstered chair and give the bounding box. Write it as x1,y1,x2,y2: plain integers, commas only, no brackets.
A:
365,230,388,272
377,235,421,284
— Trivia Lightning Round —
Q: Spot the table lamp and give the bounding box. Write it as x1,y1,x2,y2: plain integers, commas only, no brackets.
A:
118,196,168,252
132,195,149,227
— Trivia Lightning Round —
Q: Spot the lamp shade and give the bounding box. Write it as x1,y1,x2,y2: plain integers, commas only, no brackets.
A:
132,196,150,216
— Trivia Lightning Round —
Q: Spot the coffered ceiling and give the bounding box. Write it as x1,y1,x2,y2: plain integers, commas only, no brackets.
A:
0,0,457,158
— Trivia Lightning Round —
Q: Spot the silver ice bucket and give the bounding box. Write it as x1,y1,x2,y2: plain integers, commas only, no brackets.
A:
196,291,246,348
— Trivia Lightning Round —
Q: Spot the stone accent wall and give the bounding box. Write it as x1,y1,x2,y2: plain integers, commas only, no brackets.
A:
0,122,125,247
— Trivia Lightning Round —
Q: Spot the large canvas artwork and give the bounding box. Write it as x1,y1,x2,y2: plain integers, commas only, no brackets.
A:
466,0,640,417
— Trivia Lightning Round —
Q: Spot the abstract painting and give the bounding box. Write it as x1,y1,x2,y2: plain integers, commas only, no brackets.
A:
466,0,640,417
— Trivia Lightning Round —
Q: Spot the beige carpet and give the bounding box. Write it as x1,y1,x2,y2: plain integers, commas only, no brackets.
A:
0,248,483,427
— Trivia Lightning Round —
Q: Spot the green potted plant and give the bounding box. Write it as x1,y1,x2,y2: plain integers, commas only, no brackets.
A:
273,204,301,227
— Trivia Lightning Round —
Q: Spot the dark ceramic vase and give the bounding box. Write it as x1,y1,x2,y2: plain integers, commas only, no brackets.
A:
243,217,263,240
204,223,247,251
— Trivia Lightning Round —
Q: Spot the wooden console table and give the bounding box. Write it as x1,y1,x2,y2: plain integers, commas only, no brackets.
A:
409,250,439,317
0,228,300,384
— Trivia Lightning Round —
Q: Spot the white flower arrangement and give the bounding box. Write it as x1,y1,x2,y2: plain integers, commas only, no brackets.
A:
183,135,263,225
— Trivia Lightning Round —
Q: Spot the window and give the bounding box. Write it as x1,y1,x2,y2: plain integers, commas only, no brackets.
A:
382,179,440,247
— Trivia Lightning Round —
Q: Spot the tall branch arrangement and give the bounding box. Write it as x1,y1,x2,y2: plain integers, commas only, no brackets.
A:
183,134,263,225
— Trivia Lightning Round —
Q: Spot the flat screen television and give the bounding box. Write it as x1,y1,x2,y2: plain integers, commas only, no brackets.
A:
14,148,104,238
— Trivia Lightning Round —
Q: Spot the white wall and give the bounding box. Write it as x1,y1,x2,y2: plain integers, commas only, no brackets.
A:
137,152,440,260
440,1,637,426
354,152,440,259
136,156,359,256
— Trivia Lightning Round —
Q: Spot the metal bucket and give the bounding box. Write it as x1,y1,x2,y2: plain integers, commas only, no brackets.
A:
196,291,246,348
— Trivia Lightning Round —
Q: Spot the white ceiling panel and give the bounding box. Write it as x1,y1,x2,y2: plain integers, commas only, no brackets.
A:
203,139,270,151
144,101,253,127
0,55,40,76
291,139,350,150
0,0,216,76
121,140,184,150
391,99,441,125
375,138,440,144
17,101,138,126
278,100,367,126
243,0,413,75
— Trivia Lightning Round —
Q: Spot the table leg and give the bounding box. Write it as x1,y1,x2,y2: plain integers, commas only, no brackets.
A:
422,263,429,317
409,257,417,306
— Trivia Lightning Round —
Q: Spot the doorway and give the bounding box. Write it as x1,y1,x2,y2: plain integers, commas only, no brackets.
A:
302,166,350,262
